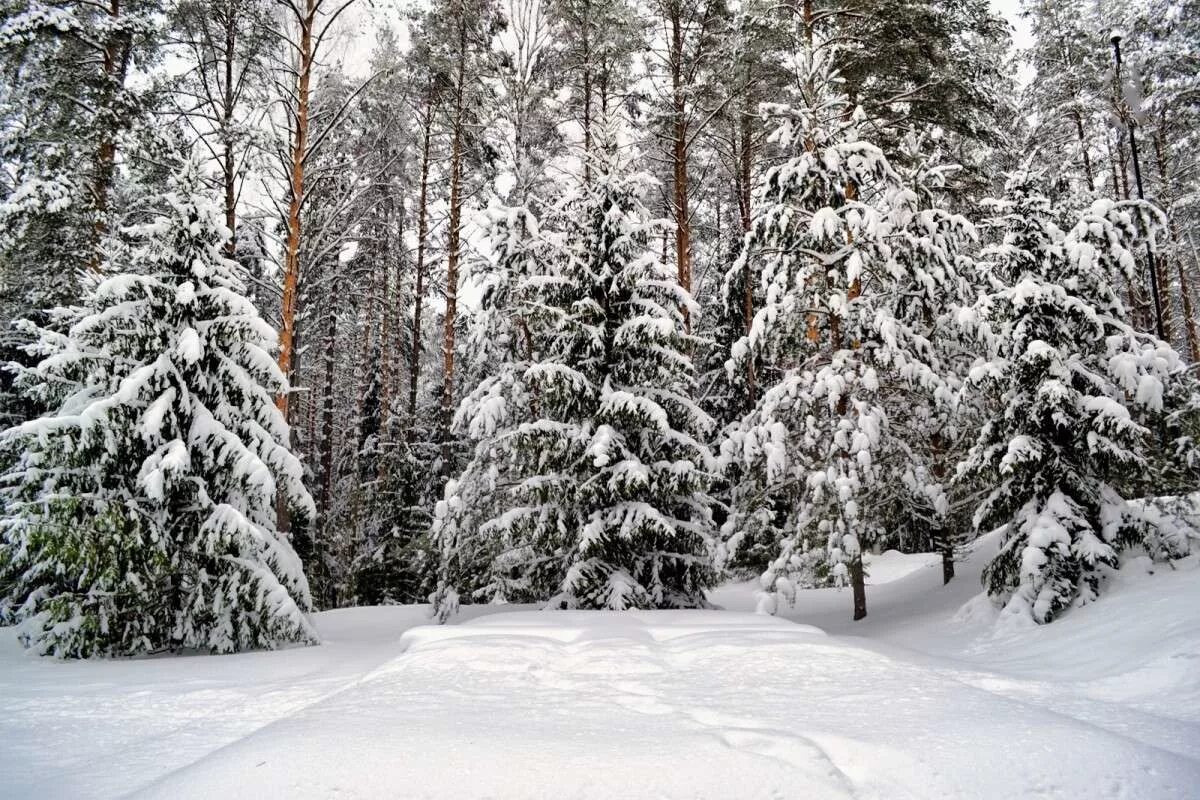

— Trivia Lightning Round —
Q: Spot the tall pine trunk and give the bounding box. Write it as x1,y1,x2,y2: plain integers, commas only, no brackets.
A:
277,0,317,418
380,193,394,416
222,1,238,259
90,0,133,272
1181,232,1200,362
737,104,756,406
669,9,692,323
441,13,468,472
1152,128,1183,349
581,0,592,184
409,89,435,427
319,303,338,522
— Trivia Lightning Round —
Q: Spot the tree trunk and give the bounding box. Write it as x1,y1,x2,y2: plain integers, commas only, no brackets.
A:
1117,134,1131,200
312,301,337,609
1071,107,1094,193
277,0,316,418
931,431,953,584
1151,129,1178,344
278,325,302,542
670,10,692,320
1107,134,1121,197
802,0,821,344
90,0,132,272
409,91,434,427
380,194,394,417
359,258,378,413
441,14,468,472
222,2,238,259
319,303,338,521
738,104,757,407
1183,233,1200,362
581,0,592,184
850,553,867,621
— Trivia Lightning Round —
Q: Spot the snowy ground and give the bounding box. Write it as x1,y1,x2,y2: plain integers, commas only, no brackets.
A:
3,542,1199,799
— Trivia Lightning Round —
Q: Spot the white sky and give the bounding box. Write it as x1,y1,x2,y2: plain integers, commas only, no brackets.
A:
992,0,1033,50
335,0,1034,78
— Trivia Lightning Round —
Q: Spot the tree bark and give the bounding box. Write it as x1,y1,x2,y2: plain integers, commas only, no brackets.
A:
738,105,756,407
802,0,820,344
441,13,469,471
1071,107,1094,193
409,89,435,426
669,8,692,319
1182,233,1200,363
930,432,953,584
319,301,338,521
90,0,133,272
850,554,867,621
1151,129,1178,344
220,1,239,258
1107,133,1122,197
380,193,394,417
359,256,378,414
581,0,592,183
277,0,317,418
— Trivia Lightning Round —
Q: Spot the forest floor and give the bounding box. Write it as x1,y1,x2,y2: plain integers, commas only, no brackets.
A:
3,537,1199,799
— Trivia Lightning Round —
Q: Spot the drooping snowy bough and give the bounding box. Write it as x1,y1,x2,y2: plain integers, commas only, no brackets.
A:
0,161,317,657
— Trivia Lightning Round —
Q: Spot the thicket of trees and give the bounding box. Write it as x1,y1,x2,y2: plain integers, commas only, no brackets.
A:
0,0,1197,656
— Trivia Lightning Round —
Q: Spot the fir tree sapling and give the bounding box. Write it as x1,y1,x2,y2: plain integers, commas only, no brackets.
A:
0,160,317,657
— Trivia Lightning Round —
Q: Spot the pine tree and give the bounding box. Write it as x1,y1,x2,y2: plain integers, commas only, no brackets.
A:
555,140,717,609
960,171,1195,624
0,160,316,657
431,200,552,612
434,126,717,615
1018,0,1108,195
171,0,274,261
721,45,970,620
878,131,982,583
0,0,165,426
0,0,163,283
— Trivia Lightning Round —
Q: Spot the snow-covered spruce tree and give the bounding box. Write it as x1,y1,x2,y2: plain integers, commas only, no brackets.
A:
434,126,718,615
0,160,316,657
556,139,717,610
975,170,1064,290
720,45,969,620
959,172,1196,624
430,199,553,614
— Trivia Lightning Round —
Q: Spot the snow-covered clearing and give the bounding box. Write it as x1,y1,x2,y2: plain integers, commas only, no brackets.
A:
3,541,1198,799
